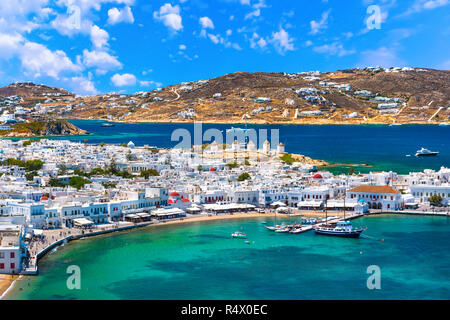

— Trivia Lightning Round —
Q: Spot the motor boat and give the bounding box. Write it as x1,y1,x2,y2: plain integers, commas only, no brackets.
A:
415,148,439,157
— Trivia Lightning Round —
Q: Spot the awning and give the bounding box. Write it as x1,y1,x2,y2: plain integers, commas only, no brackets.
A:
270,201,287,207
73,218,94,226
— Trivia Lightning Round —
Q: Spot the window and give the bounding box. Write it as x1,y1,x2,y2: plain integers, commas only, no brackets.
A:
0,263,4,269
0,252,3,258
10,252,15,259
10,263,15,269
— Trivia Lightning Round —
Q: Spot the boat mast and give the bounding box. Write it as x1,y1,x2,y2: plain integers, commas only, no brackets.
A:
343,190,346,220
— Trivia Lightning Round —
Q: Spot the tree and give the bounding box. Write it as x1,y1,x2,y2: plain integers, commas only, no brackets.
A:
226,161,239,169
24,160,44,171
197,165,203,172
429,194,443,207
48,177,65,187
58,164,68,175
25,171,37,181
237,172,251,182
69,176,91,190
348,167,355,175
140,169,160,179
280,154,297,165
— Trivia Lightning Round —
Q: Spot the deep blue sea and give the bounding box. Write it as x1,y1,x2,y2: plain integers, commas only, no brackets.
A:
37,120,450,174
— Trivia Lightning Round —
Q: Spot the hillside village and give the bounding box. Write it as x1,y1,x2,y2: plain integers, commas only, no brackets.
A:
0,138,449,275
0,67,449,127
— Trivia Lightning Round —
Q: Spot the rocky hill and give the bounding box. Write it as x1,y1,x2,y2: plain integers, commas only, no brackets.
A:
2,68,449,125
0,82,72,99
0,120,89,137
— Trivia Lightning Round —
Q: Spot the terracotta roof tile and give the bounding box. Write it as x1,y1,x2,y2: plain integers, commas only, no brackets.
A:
348,185,400,194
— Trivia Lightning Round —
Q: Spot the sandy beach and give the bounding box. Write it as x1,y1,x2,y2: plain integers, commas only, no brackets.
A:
0,275,20,298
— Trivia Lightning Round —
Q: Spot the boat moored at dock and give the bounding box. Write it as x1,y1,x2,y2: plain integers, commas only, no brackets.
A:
314,221,366,238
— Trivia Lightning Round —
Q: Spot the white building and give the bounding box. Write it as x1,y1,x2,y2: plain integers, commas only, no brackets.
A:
347,185,403,211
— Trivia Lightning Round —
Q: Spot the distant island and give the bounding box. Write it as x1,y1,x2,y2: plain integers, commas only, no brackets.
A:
0,67,449,126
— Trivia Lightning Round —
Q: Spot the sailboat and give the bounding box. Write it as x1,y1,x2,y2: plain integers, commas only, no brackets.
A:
314,196,367,238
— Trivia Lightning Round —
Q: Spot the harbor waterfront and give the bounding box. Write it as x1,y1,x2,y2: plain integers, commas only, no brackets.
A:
45,120,450,174
0,122,449,300
5,214,450,300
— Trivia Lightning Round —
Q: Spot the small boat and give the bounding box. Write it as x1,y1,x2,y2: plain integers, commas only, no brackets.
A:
226,127,249,134
389,123,401,126
415,148,439,157
244,241,250,244
101,123,115,127
274,226,290,233
289,227,305,234
314,221,366,238
439,123,449,127
231,231,247,239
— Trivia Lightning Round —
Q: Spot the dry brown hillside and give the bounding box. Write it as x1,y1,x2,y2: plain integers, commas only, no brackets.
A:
2,68,449,125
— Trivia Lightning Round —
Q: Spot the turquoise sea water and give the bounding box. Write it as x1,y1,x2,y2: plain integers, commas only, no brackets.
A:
22,120,450,174
7,215,450,300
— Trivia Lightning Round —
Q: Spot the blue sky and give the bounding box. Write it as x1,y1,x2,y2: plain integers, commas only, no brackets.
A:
0,0,448,95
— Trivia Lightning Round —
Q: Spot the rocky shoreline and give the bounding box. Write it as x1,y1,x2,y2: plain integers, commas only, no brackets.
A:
1,120,89,138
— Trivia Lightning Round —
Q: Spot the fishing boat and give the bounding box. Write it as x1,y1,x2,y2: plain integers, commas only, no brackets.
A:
274,226,290,233
415,148,439,157
101,123,115,127
289,226,305,234
264,225,279,231
301,218,318,225
231,231,247,239
314,221,366,238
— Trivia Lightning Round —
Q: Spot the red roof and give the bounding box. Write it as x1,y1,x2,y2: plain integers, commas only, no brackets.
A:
313,173,323,179
348,185,400,194
210,167,216,171
169,192,180,197
182,198,190,203
168,199,175,204
41,196,49,201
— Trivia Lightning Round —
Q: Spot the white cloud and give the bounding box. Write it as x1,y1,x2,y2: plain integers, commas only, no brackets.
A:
108,6,134,25
70,74,98,95
270,28,294,54
310,10,331,35
199,16,214,29
357,46,406,68
153,3,183,32
226,29,232,36
250,33,267,49
179,44,186,50
244,0,266,20
313,42,355,57
208,34,220,44
0,32,23,59
19,41,80,79
401,0,449,15
90,25,109,49
82,49,122,74
140,80,162,87
245,9,260,20
111,73,136,86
